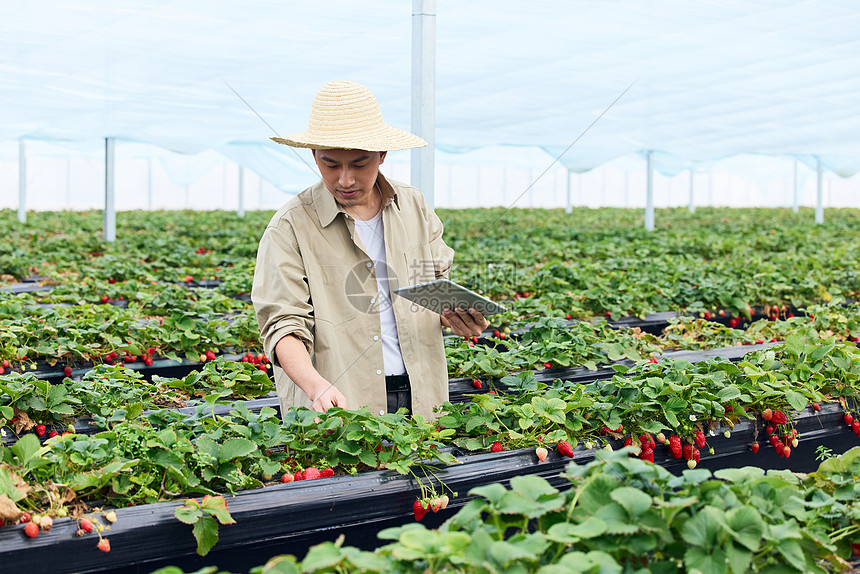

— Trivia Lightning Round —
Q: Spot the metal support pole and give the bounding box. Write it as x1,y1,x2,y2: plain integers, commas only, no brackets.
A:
793,159,799,213
411,0,436,209
688,169,695,213
65,159,71,206
104,138,116,242
565,169,572,214
147,157,153,211
816,160,824,224
238,165,245,217
17,140,26,223
645,151,655,231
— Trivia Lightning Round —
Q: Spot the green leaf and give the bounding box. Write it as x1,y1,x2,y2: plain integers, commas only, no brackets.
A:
192,515,220,556
175,504,202,525
725,506,763,552
726,543,753,574
488,540,536,567
684,546,728,574
201,495,236,525
682,506,724,548
217,437,257,461
716,385,741,402
776,539,806,571
301,541,345,571
609,487,652,519
784,390,807,412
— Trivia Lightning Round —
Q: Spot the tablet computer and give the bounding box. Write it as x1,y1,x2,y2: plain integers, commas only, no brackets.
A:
393,279,508,316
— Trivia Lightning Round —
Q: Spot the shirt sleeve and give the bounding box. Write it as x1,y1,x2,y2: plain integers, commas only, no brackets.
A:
251,219,314,363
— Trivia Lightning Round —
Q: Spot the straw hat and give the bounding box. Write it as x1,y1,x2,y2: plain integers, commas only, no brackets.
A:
271,81,427,152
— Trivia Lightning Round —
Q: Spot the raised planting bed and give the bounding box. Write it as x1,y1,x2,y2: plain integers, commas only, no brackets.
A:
1,401,856,574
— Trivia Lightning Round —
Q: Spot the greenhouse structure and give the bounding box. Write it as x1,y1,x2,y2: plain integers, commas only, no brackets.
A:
2,2,860,573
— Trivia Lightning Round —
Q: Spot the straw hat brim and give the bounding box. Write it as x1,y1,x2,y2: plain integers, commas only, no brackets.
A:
271,126,426,152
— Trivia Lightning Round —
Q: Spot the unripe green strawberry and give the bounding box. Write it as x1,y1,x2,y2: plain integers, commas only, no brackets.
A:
440,495,450,510
104,511,117,523
687,459,697,469
723,430,731,439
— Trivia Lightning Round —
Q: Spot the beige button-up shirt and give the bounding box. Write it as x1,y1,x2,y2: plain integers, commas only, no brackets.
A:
252,173,454,420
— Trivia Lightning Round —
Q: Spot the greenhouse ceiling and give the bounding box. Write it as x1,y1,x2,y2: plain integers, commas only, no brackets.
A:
2,0,860,178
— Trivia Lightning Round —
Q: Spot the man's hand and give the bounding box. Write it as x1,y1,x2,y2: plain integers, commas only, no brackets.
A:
441,307,489,338
308,381,349,413
275,335,348,413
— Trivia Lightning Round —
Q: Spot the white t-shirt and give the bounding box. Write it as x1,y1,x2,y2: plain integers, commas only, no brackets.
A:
353,211,407,376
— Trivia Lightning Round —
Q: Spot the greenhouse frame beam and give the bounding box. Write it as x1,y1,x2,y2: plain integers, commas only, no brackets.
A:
411,0,436,210
816,160,823,224
645,151,654,231
18,140,26,223
104,138,116,242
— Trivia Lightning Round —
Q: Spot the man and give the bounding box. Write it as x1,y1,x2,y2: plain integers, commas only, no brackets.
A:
252,80,487,419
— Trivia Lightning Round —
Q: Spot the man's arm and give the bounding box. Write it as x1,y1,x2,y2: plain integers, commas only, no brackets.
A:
275,335,348,412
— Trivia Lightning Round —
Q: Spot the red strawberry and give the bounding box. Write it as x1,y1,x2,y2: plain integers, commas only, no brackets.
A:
682,444,693,460
670,445,682,459
472,379,482,389
100,295,109,303
765,425,774,434
293,471,305,481
762,408,773,421
724,405,733,413
35,424,46,437
413,499,428,521
543,362,552,369
852,420,860,435
24,522,39,538
321,468,334,478
471,336,479,344
535,447,548,462
623,437,633,447
0,366,4,375
772,410,787,426
144,357,153,366
64,366,72,377
845,413,854,426
605,311,612,318
691,447,700,462
703,311,712,320
20,512,30,523
303,467,321,481
639,448,654,463
557,441,574,458
812,403,820,411
694,431,706,448
493,330,501,338
648,356,659,364
280,473,294,484
2,360,8,368
205,350,217,362
48,430,59,438
97,538,111,553
751,442,759,453
146,347,155,355
565,314,572,320
490,441,503,453
783,446,791,458
80,518,93,533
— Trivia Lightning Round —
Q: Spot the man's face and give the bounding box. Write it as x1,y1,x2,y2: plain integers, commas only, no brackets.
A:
313,149,387,210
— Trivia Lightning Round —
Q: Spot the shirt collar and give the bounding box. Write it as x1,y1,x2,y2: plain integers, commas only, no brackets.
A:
314,171,400,228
